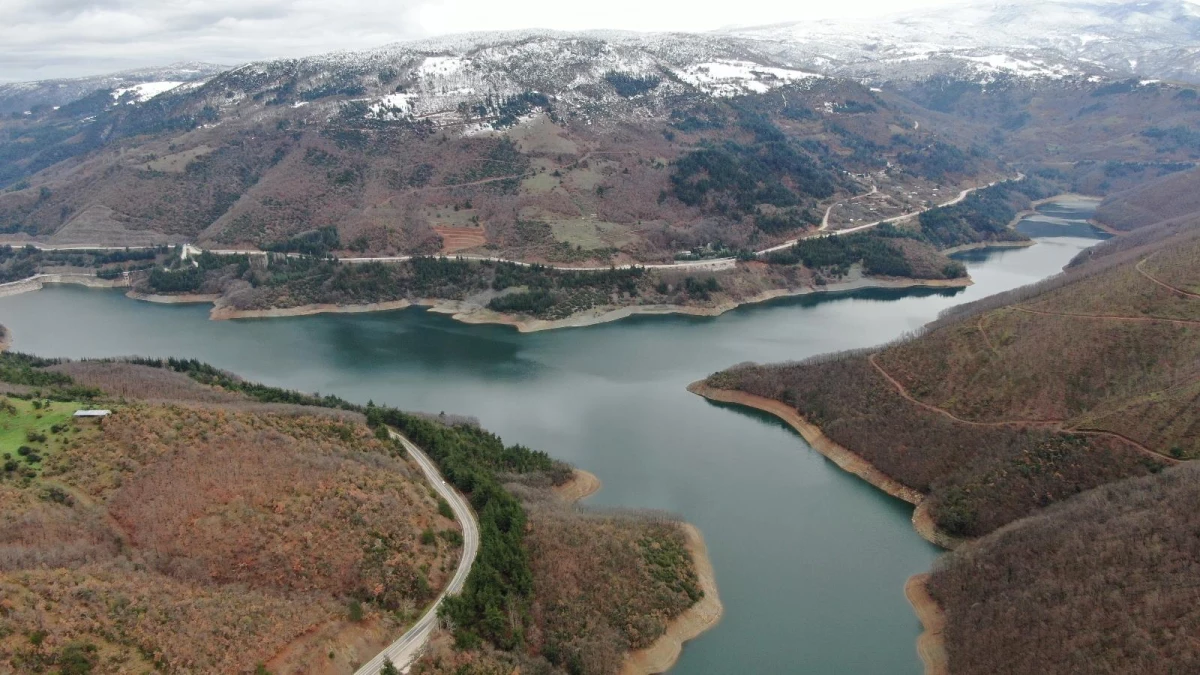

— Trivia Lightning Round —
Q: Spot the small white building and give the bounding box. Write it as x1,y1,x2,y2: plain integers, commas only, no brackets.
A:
73,410,111,423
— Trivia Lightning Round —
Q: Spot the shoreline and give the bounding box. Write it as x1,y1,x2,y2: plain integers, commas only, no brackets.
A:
554,468,723,675
553,469,602,503
207,276,970,329
687,382,962,549
6,272,970,330
209,299,415,320
905,574,949,675
687,382,926,507
688,382,962,674
620,523,723,675
0,324,9,352
0,273,130,299
126,290,222,304
941,239,1035,255
435,275,973,333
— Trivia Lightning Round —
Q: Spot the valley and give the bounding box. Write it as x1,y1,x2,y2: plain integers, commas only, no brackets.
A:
697,188,1200,670
0,201,1110,673
3,1,1200,672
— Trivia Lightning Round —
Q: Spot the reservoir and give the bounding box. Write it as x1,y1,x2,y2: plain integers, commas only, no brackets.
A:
0,201,1106,673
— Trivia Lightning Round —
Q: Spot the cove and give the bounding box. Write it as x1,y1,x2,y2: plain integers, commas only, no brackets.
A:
0,200,1107,674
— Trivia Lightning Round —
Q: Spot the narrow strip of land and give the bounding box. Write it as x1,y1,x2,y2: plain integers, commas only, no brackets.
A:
4,173,1023,273
353,429,480,675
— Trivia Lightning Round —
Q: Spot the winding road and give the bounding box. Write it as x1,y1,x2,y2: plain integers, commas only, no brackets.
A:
353,429,480,675
8,174,1023,275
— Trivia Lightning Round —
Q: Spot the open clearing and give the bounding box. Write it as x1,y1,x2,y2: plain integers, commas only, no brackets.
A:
434,225,488,253
0,397,82,473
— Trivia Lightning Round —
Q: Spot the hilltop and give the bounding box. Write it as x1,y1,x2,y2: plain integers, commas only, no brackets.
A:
1,8,1197,260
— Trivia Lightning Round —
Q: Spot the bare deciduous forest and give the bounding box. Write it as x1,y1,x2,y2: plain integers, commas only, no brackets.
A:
707,221,1200,539
1,399,458,672
927,462,1200,674
0,356,706,674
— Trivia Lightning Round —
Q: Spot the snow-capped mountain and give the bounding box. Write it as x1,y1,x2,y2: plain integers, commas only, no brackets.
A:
8,0,1199,124
0,62,228,115
132,0,1197,134
724,0,1200,83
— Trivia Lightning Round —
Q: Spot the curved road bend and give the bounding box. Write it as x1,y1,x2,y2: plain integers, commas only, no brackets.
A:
354,430,480,675
7,174,1023,274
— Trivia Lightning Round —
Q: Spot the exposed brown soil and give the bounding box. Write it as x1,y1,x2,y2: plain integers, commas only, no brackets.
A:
126,290,223,304
688,382,925,506
0,273,130,298
905,574,949,675
686,381,972,557
434,225,488,254
552,469,602,503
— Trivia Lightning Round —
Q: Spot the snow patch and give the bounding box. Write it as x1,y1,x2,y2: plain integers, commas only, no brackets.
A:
960,54,1073,78
111,81,184,103
417,56,470,78
367,93,416,120
675,60,821,97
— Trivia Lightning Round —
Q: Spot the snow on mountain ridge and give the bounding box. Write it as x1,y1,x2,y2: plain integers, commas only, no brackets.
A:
723,0,1200,82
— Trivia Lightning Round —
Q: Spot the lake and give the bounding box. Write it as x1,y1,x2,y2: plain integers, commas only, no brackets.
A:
0,200,1106,673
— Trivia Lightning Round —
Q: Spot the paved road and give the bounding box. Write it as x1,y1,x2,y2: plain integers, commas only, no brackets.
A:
757,174,1021,255
354,430,480,675
5,174,1021,273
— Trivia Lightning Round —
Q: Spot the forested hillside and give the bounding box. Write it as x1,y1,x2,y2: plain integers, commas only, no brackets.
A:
0,358,457,673
926,462,1200,674
1093,166,1200,231
703,216,1200,540
0,353,709,675
2,27,1198,266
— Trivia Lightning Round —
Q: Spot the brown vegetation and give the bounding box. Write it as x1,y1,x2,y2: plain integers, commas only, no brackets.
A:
0,402,457,673
926,462,1200,674
1093,167,1200,231
433,225,488,254
706,218,1200,539
412,477,711,675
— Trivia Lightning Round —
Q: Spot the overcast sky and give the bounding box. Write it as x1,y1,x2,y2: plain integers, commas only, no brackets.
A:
0,0,973,82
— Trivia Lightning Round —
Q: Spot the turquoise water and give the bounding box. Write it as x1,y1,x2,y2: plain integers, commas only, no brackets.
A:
0,202,1105,673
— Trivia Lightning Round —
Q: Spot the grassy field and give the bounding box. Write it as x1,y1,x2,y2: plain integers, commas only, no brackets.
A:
0,397,82,474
